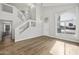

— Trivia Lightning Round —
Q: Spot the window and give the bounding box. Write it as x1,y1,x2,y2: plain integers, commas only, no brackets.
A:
57,12,76,34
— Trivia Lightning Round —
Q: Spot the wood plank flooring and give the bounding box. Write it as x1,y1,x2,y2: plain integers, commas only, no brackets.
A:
0,36,79,55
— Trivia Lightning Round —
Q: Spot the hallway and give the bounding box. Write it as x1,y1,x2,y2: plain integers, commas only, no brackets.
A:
2,34,12,42
0,34,14,53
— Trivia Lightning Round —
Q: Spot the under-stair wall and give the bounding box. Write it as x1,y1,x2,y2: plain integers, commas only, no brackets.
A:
15,4,43,42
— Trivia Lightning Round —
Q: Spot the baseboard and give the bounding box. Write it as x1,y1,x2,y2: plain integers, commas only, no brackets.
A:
15,35,43,42
45,36,79,44
15,35,79,44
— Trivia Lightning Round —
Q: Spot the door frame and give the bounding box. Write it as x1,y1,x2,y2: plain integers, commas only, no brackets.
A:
0,20,13,42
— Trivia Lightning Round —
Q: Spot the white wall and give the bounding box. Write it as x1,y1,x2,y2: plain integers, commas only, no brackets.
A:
15,4,43,42
41,7,50,36
0,3,42,42
41,6,56,36
42,4,79,43
0,22,3,41
0,3,27,40
1,3,79,43
0,4,23,28
15,20,42,42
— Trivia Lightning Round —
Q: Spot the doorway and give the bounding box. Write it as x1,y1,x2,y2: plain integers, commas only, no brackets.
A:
0,20,14,43
2,22,12,42
4,23,11,36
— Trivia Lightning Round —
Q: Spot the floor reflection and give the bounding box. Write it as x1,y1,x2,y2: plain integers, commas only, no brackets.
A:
50,40,79,55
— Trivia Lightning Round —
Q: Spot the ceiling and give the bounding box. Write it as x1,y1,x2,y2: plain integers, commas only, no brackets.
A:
8,3,73,7
7,3,31,10
7,3,78,10
42,3,77,7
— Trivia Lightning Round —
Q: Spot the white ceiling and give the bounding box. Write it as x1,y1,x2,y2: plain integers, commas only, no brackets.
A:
7,3,30,10
8,3,78,7
9,3,73,7
7,3,78,10
7,3,42,11
42,3,77,7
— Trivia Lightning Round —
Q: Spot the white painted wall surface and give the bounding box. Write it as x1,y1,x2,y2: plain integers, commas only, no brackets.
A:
41,7,50,36
0,4,24,39
0,4,42,42
15,4,43,42
15,20,42,42
0,23,3,41
42,4,79,43
0,3,79,43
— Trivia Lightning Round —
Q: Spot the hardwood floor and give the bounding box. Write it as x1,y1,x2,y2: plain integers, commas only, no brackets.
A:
0,36,79,55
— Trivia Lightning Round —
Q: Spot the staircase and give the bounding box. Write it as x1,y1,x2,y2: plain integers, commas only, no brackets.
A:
0,4,40,42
